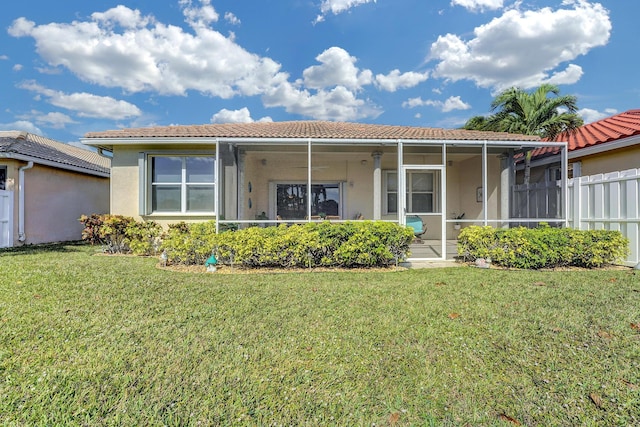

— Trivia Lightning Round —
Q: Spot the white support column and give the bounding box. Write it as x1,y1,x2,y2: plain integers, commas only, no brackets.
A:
482,142,488,225
215,140,220,233
307,138,312,220
237,150,246,223
397,140,404,225
500,149,514,227
372,151,382,220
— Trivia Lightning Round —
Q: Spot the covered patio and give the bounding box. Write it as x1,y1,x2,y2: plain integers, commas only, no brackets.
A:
212,131,568,262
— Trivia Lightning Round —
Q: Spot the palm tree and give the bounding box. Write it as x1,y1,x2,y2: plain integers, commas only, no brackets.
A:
464,84,583,183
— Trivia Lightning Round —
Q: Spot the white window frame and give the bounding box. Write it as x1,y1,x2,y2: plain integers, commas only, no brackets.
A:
141,154,216,215
383,170,439,215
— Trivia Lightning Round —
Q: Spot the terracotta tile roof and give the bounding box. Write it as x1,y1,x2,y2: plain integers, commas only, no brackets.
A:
84,120,541,142
0,131,110,176
552,109,640,150
528,109,640,160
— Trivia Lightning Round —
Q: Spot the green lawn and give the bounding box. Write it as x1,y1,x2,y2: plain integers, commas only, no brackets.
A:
1,243,639,426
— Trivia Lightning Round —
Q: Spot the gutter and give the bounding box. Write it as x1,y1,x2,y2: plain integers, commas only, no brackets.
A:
18,161,34,242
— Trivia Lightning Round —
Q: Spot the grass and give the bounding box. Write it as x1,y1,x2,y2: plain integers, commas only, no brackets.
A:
0,243,639,426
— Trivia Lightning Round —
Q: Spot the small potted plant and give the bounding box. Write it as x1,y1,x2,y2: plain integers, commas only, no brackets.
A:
451,212,465,230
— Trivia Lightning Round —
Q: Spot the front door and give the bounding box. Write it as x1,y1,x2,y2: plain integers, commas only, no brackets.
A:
400,166,445,260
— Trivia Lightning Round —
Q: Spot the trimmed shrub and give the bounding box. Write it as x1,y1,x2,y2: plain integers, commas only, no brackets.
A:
458,225,629,269
161,220,414,268
160,221,218,265
125,220,162,256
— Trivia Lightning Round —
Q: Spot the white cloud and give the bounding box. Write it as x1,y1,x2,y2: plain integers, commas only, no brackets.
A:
8,3,285,98
403,96,471,112
19,81,141,120
8,3,392,122
210,107,272,123
17,110,77,129
224,12,240,25
315,0,376,22
578,107,617,124
263,82,381,121
0,120,44,135
429,0,611,91
451,0,504,12
0,55,8,60
302,47,372,91
375,69,429,92
12,64,23,72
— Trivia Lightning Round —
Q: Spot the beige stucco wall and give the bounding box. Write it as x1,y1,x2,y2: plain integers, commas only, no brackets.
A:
110,145,218,227
575,146,640,177
1,160,109,245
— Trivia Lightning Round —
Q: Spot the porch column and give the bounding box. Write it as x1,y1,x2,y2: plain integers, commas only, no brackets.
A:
238,150,246,221
372,151,383,220
500,149,514,227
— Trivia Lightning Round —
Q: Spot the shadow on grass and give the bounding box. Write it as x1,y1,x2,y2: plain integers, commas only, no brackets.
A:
0,240,90,256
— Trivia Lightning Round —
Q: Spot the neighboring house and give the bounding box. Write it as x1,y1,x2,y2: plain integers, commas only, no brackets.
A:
0,131,110,248
514,110,640,265
82,121,566,261
524,109,640,181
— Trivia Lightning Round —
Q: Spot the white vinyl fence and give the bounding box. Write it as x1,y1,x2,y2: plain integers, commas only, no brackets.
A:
0,190,13,248
568,168,640,266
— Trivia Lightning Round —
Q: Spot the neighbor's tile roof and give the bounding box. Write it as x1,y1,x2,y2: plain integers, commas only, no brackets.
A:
84,120,541,142
553,109,640,150
0,131,110,176
529,109,640,160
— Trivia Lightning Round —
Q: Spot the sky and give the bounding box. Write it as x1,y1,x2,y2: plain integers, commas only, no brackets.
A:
0,0,638,147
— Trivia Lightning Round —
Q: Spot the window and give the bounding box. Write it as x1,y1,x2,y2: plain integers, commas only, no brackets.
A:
407,172,434,213
384,170,437,214
0,166,6,191
150,156,215,213
275,183,341,219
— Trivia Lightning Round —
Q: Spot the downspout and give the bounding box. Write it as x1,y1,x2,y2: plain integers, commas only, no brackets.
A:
18,161,34,242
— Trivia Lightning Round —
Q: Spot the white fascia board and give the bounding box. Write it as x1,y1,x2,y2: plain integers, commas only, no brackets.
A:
82,136,550,148
0,153,110,178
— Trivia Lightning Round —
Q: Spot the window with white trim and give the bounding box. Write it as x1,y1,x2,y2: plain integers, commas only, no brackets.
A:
384,170,437,214
150,156,215,213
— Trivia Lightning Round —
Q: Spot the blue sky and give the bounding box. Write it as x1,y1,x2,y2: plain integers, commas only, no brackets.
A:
0,0,637,146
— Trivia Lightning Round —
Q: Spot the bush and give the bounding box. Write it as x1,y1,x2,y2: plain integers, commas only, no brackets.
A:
458,225,629,269
125,220,162,256
160,221,219,265
161,221,414,268
79,214,135,254
80,214,161,256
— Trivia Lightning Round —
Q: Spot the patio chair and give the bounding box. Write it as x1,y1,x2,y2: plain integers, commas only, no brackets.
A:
406,215,427,240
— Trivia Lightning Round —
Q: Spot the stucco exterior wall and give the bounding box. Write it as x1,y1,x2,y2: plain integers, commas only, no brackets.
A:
243,151,376,221
575,146,640,177
111,145,218,227
9,163,109,245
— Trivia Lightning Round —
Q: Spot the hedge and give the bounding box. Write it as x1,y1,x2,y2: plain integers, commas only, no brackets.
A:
457,225,629,269
163,220,414,268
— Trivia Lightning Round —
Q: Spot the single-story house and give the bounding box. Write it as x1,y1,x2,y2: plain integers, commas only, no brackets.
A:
0,131,110,248
82,121,567,260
